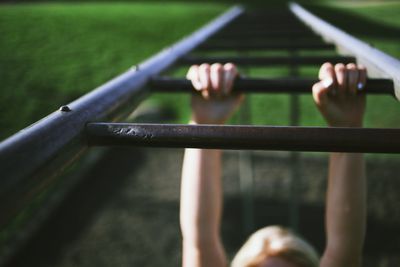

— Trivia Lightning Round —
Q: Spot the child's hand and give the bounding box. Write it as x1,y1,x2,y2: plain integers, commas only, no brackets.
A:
312,63,366,127
186,63,244,124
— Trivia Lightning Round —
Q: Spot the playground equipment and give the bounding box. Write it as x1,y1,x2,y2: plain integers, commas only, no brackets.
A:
0,2,399,266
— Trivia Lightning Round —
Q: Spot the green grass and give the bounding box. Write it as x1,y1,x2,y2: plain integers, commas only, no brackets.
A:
0,2,227,140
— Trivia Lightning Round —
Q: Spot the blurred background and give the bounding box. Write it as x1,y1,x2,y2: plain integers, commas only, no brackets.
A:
1,0,400,266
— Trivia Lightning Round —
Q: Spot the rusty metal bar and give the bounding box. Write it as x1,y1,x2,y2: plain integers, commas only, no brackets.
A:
86,123,400,153
149,77,394,95
178,55,355,66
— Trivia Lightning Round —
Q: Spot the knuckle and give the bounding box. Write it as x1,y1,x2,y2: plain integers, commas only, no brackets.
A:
335,63,346,72
200,63,210,71
211,63,223,72
224,62,236,71
322,62,333,69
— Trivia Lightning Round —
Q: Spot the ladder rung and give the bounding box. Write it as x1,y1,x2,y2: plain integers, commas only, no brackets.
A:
149,77,394,95
178,55,355,66
198,42,335,51
86,123,400,153
215,31,318,38
218,29,315,35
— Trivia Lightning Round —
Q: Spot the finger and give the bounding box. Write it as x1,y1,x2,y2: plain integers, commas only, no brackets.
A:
357,65,367,91
319,62,336,94
346,63,359,95
334,63,347,95
199,63,211,92
186,65,202,91
223,63,238,95
319,62,335,81
312,81,330,107
210,63,223,95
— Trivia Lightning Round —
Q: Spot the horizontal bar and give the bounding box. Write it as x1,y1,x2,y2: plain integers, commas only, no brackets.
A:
215,31,318,38
290,2,400,100
222,24,309,32
219,27,312,34
198,42,335,51
86,123,400,153
149,77,394,95
178,55,355,66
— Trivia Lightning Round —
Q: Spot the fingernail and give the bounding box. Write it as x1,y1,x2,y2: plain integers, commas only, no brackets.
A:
357,82,364,91
322,78,334,88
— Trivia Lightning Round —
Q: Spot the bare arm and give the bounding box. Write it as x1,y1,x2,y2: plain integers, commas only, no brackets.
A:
181,148,226,267
180,63,243,267
313,63,367,267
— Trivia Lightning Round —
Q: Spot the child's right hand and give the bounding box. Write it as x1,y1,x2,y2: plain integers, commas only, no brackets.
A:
312,63,367,127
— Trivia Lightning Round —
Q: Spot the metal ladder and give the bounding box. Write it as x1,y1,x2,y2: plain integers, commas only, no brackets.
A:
1,2,400,266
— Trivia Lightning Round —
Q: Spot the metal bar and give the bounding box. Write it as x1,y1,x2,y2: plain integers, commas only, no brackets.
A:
149,77,395,95
290,2,400,100
221,24,309,32
288,50,301,231
178,55,355,66
237,56,255,236
209,35,323,42
0,6,243,222
86,123,400,153
215,31,318,38
198,42,334,51
219,27,312,34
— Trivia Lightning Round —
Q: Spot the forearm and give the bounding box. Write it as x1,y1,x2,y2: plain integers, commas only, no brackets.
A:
323,153,366,265
180,148,223,246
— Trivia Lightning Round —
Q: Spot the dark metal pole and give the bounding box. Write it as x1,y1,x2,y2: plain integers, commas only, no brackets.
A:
237,55,255,237
149,77,395,95
198,42,335,51
288,50,300,231
178,55,356,66
86,123,400,153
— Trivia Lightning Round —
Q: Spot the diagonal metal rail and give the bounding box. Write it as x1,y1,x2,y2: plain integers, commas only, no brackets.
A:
290,2,400,100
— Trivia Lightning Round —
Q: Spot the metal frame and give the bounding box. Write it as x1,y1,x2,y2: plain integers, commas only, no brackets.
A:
1,2,400,264
290,2,400,100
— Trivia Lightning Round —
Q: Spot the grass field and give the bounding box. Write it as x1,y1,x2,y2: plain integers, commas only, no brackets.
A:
0,1,400,141
0,2,227,140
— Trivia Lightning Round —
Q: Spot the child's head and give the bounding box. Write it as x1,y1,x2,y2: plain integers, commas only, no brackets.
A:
231,226,319,267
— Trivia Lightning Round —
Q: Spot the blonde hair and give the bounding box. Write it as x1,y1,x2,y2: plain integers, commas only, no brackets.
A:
231,226,319,267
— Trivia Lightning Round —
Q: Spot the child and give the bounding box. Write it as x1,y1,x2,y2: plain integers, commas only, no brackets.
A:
180,62,367,267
